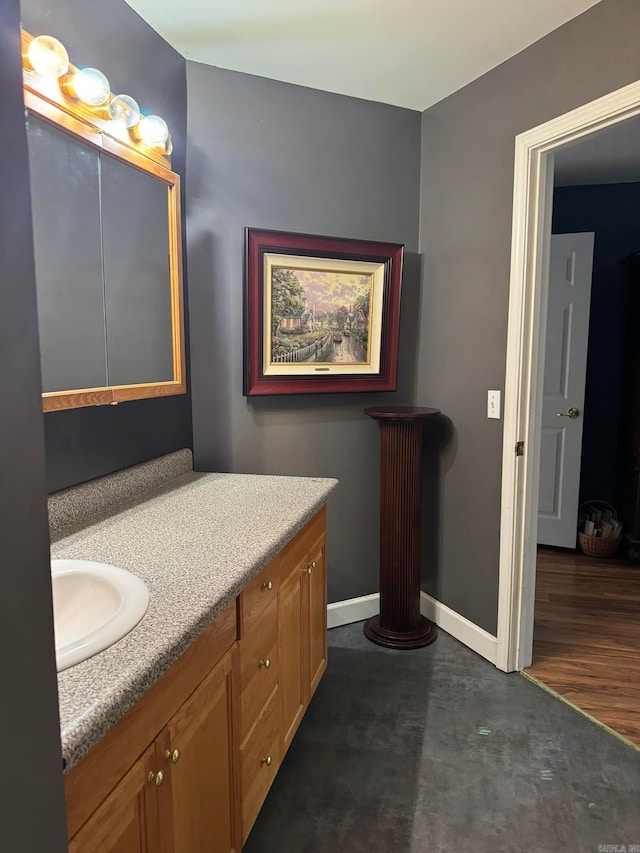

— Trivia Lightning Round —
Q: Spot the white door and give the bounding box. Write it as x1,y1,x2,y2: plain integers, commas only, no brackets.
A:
538,232,595,548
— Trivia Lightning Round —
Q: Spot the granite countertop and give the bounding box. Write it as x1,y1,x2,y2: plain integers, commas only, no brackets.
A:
53,456,338,771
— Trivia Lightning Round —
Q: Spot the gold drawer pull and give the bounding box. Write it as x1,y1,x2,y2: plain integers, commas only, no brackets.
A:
261,580,273,591
165,748,180,764
259,658,271,670
305,560,316,574
261,755,272,767
147,771,156,783
155,770,164,786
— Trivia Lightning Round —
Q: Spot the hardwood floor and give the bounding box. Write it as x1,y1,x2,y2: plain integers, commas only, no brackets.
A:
526,547,640,747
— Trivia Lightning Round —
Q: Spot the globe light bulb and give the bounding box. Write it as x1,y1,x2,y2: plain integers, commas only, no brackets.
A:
108,94,141,128
27,35,69,78
138,115,169,148
71,68,111,106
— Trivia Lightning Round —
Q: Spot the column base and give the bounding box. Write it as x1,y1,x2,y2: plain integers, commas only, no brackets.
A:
363,614,437,650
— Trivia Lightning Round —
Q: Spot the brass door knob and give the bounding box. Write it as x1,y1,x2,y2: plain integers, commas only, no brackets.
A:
259,658,271,670
261,580,273,591
155,770,164,786
556,407,580,419
261,755,272,767
165,748,180,764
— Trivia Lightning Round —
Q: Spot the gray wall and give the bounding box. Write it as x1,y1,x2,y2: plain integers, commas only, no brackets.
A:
0,1,67,848
22,0,192,493
418,0,640,634
186,63,422,603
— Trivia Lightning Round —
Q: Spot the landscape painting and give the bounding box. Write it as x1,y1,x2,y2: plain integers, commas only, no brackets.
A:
244,228,404,396
270,267,372,366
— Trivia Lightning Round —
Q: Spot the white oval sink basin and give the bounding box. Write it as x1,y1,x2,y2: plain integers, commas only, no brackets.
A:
51,560,149,672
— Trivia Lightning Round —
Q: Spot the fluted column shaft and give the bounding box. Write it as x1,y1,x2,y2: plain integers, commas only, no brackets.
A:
379,419,422,632
363,406,440,650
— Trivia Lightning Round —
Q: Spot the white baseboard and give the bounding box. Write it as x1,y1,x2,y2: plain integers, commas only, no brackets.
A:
326,591,497,665
327,593,379,629
420,591,497,664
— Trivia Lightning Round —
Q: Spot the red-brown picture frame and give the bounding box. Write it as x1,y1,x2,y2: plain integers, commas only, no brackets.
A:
244,228,404,396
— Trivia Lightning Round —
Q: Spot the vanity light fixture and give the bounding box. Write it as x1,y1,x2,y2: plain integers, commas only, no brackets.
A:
22,31,172,162
65,67,111,107
137,115,170,149
26,35,69,78
108,94,141,128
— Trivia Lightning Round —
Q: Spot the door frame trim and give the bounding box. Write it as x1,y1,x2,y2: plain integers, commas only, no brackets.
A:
496,78,640,673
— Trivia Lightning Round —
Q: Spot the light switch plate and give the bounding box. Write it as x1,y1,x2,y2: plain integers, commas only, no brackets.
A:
488,390,501,419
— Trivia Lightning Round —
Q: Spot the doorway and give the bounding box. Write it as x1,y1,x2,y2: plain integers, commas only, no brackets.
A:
496,79,640,677
524,139,640,746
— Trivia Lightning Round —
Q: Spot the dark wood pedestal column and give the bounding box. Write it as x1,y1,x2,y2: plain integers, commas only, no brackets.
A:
364,406,440,650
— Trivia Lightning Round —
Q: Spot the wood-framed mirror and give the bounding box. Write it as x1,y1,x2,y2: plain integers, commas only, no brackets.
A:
22,34,185,413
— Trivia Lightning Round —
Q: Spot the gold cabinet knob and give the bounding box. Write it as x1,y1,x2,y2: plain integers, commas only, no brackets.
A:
261,755,272,767
165,748,180,764
155,770,164,786
147,771,156,784
261,580,273,591
259,658,271,670
305,565,313,575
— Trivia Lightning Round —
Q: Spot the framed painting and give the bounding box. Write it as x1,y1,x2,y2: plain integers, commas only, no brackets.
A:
244,228,404,396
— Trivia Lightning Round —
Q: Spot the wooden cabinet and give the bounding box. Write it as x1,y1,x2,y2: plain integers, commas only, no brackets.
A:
65,508,327,852
65,603,239,850
237,507,328,842
157,650,239,853
307,537,328,698
238,557,285,843
239,685,281,838
239,596,279,741
280,515,327,750
68,744,159,853
278,559,306,750
68,651,238,853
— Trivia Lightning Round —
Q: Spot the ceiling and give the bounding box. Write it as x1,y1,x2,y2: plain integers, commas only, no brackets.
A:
555,116,640,186
124,0,601,111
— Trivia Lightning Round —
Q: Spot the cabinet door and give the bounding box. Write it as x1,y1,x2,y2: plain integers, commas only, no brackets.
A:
278,560,306,750
158,649,239,853
68,744,159,853
307,536,327,699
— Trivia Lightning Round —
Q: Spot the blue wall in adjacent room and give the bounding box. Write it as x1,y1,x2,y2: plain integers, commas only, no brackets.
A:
553,181,640,508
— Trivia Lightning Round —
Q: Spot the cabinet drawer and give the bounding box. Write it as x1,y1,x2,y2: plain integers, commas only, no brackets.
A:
240,596,279,739
240,557,280,637
240,685,281,843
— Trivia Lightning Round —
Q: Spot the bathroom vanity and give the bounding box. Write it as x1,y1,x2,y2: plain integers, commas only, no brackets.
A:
50,451,338,851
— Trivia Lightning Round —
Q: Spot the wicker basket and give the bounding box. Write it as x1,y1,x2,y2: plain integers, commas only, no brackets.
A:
577,531,621,557
578,500,622,558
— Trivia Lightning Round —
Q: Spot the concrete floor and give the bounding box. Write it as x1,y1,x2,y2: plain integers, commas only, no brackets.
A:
244,621,640,853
